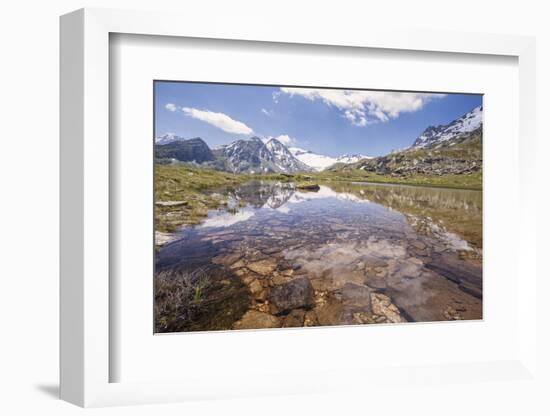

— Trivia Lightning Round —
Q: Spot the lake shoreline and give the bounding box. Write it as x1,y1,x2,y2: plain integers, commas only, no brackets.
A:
347,179,482,192
155,164,482,237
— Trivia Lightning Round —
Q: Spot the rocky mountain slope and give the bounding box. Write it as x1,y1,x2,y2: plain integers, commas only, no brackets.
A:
213,137,313,174
411,105,482,149
264,139,313,173
155,135,371,174
333,105,483,177
155,137,215,163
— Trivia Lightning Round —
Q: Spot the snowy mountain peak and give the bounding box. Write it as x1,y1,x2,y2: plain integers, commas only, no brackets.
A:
215,137,312,174
335,154,372,164
288,147,371,171
411,105,483,149
155,133,186,145
265,138,313,173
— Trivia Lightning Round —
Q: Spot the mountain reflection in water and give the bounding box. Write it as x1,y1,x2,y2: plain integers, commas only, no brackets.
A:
155,181,482,333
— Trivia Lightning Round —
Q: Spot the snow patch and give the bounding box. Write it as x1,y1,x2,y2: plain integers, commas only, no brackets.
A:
289,147,371,171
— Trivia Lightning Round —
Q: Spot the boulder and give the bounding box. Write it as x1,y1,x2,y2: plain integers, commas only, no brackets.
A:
269,277,315,315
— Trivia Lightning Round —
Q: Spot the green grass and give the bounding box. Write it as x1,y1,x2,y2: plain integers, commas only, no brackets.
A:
155,162,482,233
312,169,482,190
155,164,244,232
155,164,321,232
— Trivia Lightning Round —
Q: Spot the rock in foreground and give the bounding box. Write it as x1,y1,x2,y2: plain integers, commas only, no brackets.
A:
269,277,315,315
233,310,280,330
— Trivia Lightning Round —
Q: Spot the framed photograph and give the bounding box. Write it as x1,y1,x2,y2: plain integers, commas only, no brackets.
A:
60,8,538,407
153,81,483,333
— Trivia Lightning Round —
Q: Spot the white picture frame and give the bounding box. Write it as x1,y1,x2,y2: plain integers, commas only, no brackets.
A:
60,7,538,407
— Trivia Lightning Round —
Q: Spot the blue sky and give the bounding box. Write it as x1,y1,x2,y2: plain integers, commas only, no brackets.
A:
155,81,482,157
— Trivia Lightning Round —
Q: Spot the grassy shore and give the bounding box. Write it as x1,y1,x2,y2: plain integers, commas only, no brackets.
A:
316,170,482,190
155,164,314,232
155,163,482,234
155,164,242,232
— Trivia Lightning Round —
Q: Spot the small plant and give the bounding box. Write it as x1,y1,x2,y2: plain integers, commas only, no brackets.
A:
154,266,212,332
193,285,203,303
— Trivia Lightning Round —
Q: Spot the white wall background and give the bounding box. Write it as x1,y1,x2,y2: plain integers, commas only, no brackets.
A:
0,0,548,414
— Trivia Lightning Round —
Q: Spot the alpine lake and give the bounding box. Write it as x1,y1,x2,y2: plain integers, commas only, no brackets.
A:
155,180,482,332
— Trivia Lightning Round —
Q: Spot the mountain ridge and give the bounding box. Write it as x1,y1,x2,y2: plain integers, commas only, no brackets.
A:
155,135,371,174
331,105,483,177
155,137,214,163
212,136,313,174
410,105,482,149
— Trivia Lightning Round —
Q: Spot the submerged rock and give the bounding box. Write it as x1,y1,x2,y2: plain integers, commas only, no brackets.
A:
247,259,278,276
272,273,294,286
425,253,482,298
233,310,280,330
458,282,482,299
155,231,176,247
314,283,374,326
370,293,406,323
211,252,243,266
282,309,307,327
230,259,246,269
314,300,344,326
248,279,264,299
262,246,284,255
304,310,319,326
340,282,373,309
269,277,315,314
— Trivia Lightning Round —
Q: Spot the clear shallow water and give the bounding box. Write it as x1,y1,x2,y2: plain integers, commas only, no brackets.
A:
156,181,482,332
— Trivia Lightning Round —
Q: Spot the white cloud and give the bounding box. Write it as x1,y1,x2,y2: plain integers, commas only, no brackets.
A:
279,87,445,126
261,108,274,116
165,103,178,112
344,109,369,126
181,107,253,135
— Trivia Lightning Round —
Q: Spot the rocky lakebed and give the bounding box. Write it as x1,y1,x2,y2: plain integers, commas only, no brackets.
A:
154,181,482,332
